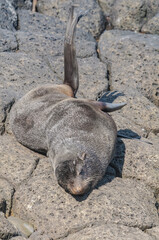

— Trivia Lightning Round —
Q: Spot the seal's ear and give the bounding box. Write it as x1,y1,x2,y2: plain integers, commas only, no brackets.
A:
64,7,87,97
77,152,86,161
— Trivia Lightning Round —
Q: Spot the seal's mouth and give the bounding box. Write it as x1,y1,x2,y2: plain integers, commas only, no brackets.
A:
69,186,87,195
67,177,92,195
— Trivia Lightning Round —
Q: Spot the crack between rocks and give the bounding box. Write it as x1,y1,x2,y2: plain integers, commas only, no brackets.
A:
95,39,110,100
56,220,155,239
29,158,40,177
15,157,41,192
8,188,16,217
1,99,15,135
15,33,20,51
0,176,16,217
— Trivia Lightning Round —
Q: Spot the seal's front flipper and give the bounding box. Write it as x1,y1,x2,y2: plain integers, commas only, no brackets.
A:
64,7,87,97
89,101,127,112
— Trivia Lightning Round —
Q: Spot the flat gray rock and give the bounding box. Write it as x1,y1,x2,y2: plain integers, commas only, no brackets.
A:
113,137,159,190
12,158,159,239
0,134,41,186
98,30,159,106
36,0,105,37
16,29,96,58
146,226,159,239
64,223,154,240
98,0,116,16
18,10,66,35
99,0,159,32
0,179,14,217
0,29,17,52
29,231,50,240
142,13,159,34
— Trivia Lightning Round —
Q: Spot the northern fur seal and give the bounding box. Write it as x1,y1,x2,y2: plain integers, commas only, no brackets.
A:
10,7,126,195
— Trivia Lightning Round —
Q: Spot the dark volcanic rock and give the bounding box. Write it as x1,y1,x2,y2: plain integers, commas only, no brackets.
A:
36,0,105,37
98,30,159,106
99,0,159,32
0,0,17,31
141,13,159,34
0,29,17,52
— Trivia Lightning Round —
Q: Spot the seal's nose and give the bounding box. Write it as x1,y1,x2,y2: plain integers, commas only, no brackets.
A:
70,186,86,195
68,178,89,195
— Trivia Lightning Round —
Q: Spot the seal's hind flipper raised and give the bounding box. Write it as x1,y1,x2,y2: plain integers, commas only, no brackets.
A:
89,101,127,112
64,7,87,97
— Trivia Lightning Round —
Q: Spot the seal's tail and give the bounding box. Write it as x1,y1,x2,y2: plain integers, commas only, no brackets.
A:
64,7,87,97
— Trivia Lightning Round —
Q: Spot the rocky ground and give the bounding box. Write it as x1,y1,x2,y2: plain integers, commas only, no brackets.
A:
0,0,159,239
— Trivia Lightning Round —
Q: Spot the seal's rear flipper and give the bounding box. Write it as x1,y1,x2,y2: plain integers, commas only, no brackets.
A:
89,101,127,112
64,7,87,97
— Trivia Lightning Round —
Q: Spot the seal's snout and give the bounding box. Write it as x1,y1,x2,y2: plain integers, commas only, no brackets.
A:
68,176,91,195
70,186,86,195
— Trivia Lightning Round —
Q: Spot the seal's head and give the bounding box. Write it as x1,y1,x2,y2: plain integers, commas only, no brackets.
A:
55,153,103,195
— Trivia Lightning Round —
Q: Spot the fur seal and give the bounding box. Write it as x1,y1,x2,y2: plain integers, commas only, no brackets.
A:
10,7,126,195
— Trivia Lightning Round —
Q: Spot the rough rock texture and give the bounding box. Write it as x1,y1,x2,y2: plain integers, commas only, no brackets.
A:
0,0,17,31
0,213,18,239
99,0,159,33
0,135,41,186
98,30,159,135
12,158,158,239
0,179,14,217
141,13,159,34
36,0,105,37
10,237,27,240
8,216,34,237
98,30,159,107
0,28,17,52
146,226,159,239
64,223,154,240
0,0,159,239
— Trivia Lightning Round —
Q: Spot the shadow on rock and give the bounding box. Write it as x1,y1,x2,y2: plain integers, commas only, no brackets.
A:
118,129,142,139
73,136,127,202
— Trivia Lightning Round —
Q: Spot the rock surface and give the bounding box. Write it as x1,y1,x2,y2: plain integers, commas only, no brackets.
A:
0,0,158,239
0,178,14,217
99,0,159,32
0,213,18,239
36,0,105,37
12,158,158,239
141,13,159,34
64,223,154,240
